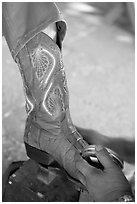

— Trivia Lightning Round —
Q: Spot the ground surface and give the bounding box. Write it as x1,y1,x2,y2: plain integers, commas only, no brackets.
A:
2,3,134,180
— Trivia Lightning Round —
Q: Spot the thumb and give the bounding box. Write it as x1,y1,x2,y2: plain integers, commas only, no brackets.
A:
95,145,116,169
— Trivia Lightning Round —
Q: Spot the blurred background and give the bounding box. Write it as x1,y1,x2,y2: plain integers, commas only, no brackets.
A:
2,2,135,181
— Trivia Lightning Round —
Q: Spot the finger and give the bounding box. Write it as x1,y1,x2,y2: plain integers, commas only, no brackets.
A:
95,145,116,169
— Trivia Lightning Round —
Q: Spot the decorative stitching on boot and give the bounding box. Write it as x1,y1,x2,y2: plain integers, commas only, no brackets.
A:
31,46,49,79
25,95,34,115
61,69,68,93
42,82,53,116
30,46,55,86
45,85,65,118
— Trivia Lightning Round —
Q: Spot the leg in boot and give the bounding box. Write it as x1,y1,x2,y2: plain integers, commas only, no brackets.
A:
16,31,89,180
3,2,123,184
2,2,89,181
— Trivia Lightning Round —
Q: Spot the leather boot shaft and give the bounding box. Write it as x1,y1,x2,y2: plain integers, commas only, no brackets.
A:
15,33,88,179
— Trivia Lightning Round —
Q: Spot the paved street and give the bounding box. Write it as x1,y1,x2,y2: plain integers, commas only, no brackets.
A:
2,3,134,179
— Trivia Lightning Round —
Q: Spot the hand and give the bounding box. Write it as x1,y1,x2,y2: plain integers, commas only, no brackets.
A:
76,145,132,202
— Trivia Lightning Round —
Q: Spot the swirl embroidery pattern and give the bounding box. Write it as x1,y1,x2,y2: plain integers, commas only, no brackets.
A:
31,45,65,118
25,95,34,115
31,46,49,80
46,86,65,118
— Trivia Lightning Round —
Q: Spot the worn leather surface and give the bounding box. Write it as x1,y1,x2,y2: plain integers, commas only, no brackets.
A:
16,32,89,180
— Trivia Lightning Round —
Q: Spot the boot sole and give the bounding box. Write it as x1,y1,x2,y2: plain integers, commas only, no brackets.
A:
25,142,87,190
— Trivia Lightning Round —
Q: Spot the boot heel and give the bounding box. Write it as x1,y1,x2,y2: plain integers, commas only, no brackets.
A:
25,143,54,165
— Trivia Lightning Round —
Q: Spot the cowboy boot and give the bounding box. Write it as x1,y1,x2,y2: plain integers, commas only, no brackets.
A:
15,31,124,181
15,31,89,181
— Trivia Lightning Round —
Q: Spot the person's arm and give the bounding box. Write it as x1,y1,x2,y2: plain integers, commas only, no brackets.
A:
76,145,134,202
77,127,135,164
